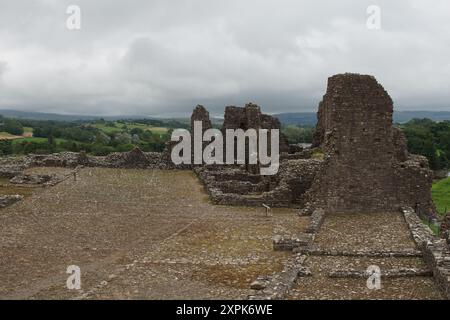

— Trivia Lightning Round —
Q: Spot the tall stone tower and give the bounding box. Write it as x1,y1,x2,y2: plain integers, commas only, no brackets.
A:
309,73,435,215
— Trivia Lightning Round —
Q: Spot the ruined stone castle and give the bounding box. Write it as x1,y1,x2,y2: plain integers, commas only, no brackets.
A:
308,74,434,214
0,73,436,217
193,73,435,216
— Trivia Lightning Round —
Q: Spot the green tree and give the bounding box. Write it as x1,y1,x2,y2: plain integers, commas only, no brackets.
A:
1,119,24,135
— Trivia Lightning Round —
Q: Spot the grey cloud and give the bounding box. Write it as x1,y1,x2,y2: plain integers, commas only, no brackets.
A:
0,60,7,75
0,0,449,116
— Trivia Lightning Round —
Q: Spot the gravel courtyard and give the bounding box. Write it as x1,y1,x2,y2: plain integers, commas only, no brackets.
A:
0,168,305,299
0,168,443,299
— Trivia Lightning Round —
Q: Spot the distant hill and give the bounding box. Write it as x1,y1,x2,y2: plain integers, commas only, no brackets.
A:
1,109,449,125
0,109,165,122
274,111,450,126
393,111,450,123
0,109,105,121
272,113,318,126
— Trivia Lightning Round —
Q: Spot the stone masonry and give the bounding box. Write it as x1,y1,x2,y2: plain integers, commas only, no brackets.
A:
308,73,435,215
0,74,436,216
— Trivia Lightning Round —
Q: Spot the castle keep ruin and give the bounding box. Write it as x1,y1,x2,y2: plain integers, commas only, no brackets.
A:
0,73,436,217
307,74,435,214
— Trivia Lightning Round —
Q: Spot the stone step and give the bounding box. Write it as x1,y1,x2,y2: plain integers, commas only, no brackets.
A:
328,268,432,278
296,247,423,257
212,180,270,194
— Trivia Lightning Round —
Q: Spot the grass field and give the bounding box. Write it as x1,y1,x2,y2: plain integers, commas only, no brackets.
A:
11,137,67,144
92,122,169,134
0,132,19,139
0,127,34,141
432,177,450,215
0,131,33,141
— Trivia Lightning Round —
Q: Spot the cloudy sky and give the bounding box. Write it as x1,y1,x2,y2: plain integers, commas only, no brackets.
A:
0,0,449,117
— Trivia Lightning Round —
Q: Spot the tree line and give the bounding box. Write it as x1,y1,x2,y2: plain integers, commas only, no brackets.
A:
0,116,189,156
1,115,450,173
400,119,450,171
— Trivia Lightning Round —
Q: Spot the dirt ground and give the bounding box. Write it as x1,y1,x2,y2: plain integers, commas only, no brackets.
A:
0,168,444,299
0,168,304,299
288,212,443,300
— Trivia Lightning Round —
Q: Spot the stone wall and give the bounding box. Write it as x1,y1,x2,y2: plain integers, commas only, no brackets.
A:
189,103,314,207
0,195,23,208
222,102,289,155
307,73,435,215
193,158,322,208
401,207,450,299
0,75,438,214
0,148,175,178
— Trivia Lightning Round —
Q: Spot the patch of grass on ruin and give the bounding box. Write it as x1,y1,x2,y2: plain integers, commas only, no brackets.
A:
428,222,440,236
311,149,324,160
432,177,450,216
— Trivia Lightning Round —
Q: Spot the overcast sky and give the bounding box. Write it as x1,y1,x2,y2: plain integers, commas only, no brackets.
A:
0,0,449,117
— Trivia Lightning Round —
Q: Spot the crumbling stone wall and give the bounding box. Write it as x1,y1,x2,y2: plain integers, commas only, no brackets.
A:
307,73,435,215
188,103,315,207
160,104,212,168
222,103,289,154
1,74,436,214
191,104,212,132
219,103,289,175
440,214,450,237
0,195,23,208
0,148,168,174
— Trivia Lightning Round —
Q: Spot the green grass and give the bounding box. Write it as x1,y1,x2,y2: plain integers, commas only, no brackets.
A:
11,137,67,145
91,123,121,133
432,177,450,216
92,122,169,135
0,131,17,138
422,219,441,236
311,149,324,160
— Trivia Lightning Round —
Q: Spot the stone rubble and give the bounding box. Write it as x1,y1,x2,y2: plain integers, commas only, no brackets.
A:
0,195,23,208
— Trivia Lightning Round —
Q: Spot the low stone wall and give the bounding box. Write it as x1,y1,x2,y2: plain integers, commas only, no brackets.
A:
1,148,176,173
10,173,55,185
273,233,313,251
401,206,435,248
299,247,423,257
422,239,450,299
305,208,325,234
249,254,308,300
329,268,432,278
440,214,450,238
193,158,322,208
401,206,450,299
0,195,23,208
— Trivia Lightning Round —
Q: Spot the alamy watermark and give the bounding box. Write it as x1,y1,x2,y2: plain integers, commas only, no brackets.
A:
366,5,381,30
366,265,381,290
66,5,81,30
66,265,81,290
170,121,280,175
